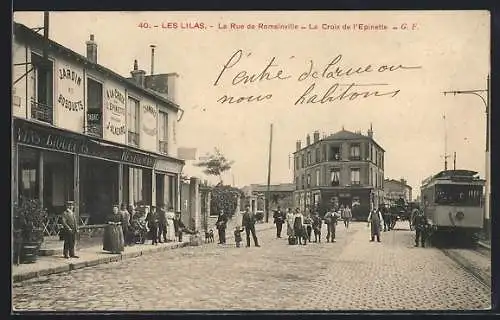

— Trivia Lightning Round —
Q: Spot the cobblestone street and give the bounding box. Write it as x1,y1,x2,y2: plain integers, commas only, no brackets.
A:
12,221,490,311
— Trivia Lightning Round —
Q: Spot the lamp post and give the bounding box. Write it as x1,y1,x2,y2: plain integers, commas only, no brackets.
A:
443,74,490,238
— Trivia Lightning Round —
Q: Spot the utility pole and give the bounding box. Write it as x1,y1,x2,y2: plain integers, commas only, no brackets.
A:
443,74,490,237
453,152,456,170
443,114,449,170
265,123,273,223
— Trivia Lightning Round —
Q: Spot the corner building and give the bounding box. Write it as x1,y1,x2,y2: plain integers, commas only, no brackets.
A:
12,22,184,229
293,127,385,220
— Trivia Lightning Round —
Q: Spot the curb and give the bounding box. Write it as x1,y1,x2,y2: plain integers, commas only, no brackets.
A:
13,241,190,283
477,241,491,251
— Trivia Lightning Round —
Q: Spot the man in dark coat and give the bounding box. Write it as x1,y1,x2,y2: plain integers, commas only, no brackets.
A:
242,205,260,247
157,204,168,243
61,201,79,259
412,209,428,247
273,206,286,238
215,210,228,244
146,206,159,245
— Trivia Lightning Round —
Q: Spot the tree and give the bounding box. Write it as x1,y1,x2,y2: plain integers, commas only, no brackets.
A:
210,185,244,218
195,148,234,184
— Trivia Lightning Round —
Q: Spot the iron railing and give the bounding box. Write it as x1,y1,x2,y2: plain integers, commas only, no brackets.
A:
128,131,140,147
30,99,53,124
86,124,103,138
158,140,168,155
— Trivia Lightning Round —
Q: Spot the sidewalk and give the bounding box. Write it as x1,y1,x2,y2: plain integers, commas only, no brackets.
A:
12,222,275,283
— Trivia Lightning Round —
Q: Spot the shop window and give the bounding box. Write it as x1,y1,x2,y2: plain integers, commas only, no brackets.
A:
18,147,39,201
128,97,140,147
350,168,360,185
350,144,361,160
158,111,169,154
30,53,54,124
330,168,340,186
87,78,103,137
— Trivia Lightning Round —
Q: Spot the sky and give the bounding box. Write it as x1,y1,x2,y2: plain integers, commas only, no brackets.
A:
13,11,490,195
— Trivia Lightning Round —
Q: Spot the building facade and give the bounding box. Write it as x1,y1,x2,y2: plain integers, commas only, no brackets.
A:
12,22,184,230
383,178,412,205
242,183,295,214
293,127,385,219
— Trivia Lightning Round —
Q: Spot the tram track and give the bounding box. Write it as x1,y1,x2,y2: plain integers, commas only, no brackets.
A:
440,245,491,291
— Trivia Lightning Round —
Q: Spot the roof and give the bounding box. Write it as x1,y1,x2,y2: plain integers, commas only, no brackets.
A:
13,22,180,112
244,183,295,193
384,179,412,190
294,129,385,154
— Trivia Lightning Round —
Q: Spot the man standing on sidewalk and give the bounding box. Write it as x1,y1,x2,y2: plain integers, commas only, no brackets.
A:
324,206,339,243
412,209,428,247
242,205,260,247
273,206,286,238
367,208,383,242
61,201,79,259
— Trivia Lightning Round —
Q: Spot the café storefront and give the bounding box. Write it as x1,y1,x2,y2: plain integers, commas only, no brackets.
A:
13,118,161,234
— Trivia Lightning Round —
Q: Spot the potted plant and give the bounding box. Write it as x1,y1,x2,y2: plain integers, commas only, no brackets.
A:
13,197,47,264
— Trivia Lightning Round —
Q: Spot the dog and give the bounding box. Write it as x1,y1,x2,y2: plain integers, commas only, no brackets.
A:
205,229,215,243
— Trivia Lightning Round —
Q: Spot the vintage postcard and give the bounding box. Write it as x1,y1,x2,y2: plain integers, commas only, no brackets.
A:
11,10,491,311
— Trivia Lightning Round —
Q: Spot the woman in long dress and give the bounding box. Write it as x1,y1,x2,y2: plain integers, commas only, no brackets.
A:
286,208,295,237
165,207,176,242
103,205,125,254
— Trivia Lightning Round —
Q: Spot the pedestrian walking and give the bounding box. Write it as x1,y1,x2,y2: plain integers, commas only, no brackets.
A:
234,225,244,247
157,204,168,243
103,204,125,253
367,208,383,242
304,214,313,242
242,205,260,247
273,206,286,238
324,207,340,243
412,209,428,247
146,206,159,245
293,208,307,245
173,212,186,242
342,206,352,229
215,210,228,244
381,204,391,232
312,211,322,243
61,201,79,259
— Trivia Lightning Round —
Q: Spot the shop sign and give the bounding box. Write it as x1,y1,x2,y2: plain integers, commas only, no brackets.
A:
122,150,156,168
339,193,351,198
103,83,126,143
56,61,84,132
155,159,183,174
87,110,101,124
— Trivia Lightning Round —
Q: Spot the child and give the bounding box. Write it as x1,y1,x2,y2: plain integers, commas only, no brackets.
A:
234,226,244,247
312,213,322,243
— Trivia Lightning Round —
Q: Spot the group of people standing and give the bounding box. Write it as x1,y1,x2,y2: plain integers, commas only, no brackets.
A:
214,205,260,248
272,205,353,245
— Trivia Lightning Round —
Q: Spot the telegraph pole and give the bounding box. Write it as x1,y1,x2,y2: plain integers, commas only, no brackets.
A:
265,123,273,223
443,74,490,237
443,114,449,170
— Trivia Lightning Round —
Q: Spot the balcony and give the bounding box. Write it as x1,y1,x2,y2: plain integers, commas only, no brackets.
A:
329,153,341,161
128,131,140,147
349,155,361,161
331,181,340,187
351,181,361,186
159,140,168,155
30,99,53,124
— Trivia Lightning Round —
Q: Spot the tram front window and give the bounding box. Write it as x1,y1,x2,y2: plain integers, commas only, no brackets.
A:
435,184,482,206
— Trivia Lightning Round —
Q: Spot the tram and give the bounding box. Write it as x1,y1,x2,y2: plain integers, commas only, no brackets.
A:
420,170,485,244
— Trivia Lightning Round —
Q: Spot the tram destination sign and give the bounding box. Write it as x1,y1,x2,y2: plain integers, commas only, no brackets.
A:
15,120,156,167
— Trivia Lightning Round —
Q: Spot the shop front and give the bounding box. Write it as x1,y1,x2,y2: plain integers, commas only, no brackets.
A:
13,118,159,233
319,187,372,220
154,158,183,210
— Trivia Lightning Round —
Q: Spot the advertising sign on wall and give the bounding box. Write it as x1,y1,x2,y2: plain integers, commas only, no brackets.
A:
103,82,127,144
55,60,84,132
140,99,158,152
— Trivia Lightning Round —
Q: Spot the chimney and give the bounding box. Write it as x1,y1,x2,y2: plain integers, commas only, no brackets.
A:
367,123,373,138
296,140,301,151
130,60,146,87
86,34,98,64
150,45,156,75
400,178,407,186
313,131,320,143
306,134,311,146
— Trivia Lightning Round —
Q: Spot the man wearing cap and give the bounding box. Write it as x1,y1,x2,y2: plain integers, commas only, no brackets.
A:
61,201,79,259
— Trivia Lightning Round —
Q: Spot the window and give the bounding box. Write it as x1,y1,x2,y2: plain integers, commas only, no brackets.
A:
128,97,140,146
158,111,168,154
301,154,305,167
307,151,312,166
330,168,340,186
315,148,320,163
329,146,341,161
295,176,299,188
435,184,482,206
350,144,360,160
307,174,311,188
315,169,320,186
301,175,305,189
18,147,39,200
322,144,327,161
87,78,103,137
30,53,54,123
295,156,300,170
369,168,373,186
350,168,360,185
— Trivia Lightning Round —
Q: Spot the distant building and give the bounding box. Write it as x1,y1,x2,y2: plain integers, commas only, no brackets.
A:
241,183,295,213
293,126,385,220
383,178,412,205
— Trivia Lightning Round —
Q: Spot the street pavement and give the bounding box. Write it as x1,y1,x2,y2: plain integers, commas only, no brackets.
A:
12,220,491,311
